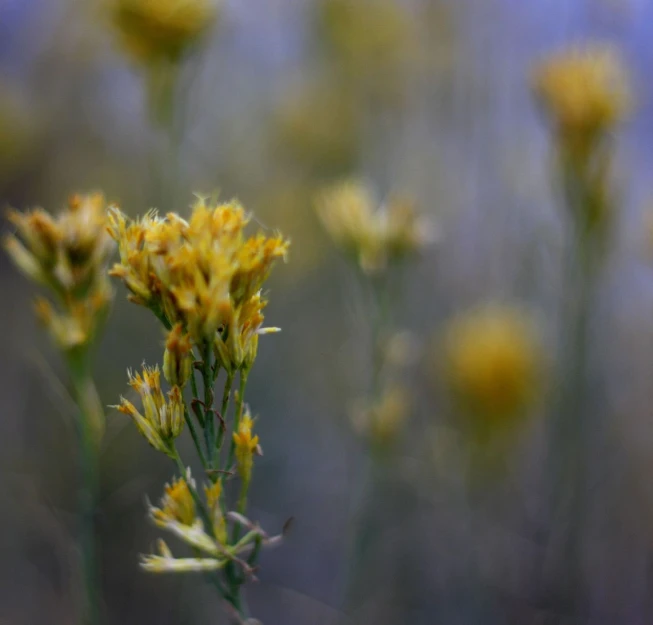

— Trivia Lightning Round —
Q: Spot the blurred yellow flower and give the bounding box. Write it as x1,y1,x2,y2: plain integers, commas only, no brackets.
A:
316,179,434,274
318,0,416,102
443,304,544,427
274,80,361,174
533,44,631,153
108,0,218,65
351,385,411,448
4,193,115,351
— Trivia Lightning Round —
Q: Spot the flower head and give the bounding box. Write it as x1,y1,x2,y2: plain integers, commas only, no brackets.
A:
151,471,196,527
533,44,631,153
4,193,115,350
108,0,218,65
442,304,544,427
146,470,223,558
351,385,410,448
114,364,184,455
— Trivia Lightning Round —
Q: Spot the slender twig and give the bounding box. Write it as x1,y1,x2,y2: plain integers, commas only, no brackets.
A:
215,371,234,462
183,404,209,470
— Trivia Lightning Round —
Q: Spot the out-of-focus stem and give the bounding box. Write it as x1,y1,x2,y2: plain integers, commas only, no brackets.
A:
67,350,103,625
548,148,604,618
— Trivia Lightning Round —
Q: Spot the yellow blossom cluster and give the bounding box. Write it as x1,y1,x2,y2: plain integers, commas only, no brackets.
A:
443,304,544,428
142,468,261,574
533,44,631,155
114,364,184,456
107,197,289,371
107,0,218,65
316,180,433,275
4,193,115,350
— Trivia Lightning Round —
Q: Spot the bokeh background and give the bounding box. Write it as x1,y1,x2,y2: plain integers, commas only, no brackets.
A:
3,0,653,623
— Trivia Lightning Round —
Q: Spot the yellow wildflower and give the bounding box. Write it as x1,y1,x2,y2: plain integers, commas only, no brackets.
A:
533,44,631,153
443,304,544,427
114,364,184,455
108,0,218,65
232,410,259,483
316,180,433,274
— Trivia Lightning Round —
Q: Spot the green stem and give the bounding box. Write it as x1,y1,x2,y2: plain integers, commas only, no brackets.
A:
183,404,208,470
547,151,603,619
200,343,215,469
223,371,250,617
224,372,248,481
172,449,246,622
215,372,234,462
67,350,103,625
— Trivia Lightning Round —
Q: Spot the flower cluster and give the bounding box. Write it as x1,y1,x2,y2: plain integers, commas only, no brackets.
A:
108,0,218,65
315,179,433,275
4,193,115,351
110,195,288,611
114,364,184,457
141,469,274,574
107,197,289,371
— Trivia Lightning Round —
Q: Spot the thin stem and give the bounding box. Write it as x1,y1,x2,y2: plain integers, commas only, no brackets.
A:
200,343,215,468
190,355,200,403
215,371,234,464
183,404,209,470
222,370,250,618
224,372,249,480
